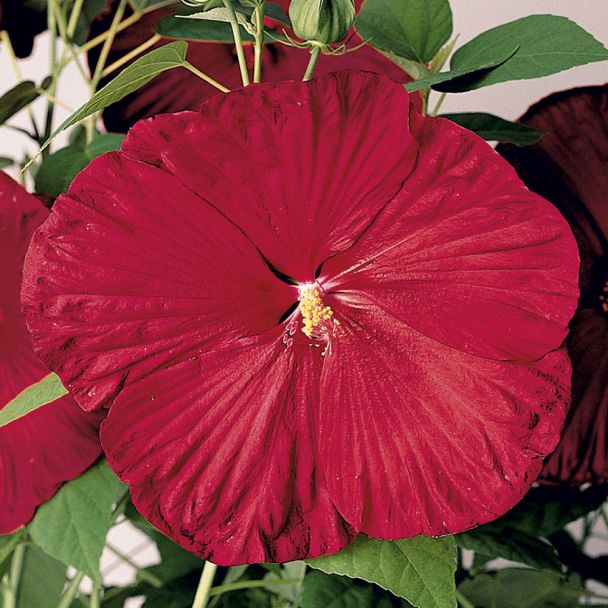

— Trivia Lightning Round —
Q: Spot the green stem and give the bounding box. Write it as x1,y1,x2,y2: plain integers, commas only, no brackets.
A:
303,45,321,81
91,0,128,88
192,561,218,608
455,589,476,608
253,2,265,83
209,578,301,597
102,33,161,77
43,0,58,153
3,544,26,608
49,0,89,82
67,0,86,38
223,0,250,86
182,62,231,93
430,91,447,116
56,572,85,608
89,582,100,608
105,543,163,589
0,31,40,140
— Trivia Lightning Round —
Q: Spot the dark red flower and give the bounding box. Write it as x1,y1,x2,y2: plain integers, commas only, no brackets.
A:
0,172,103,534
0,1,47,58
88,0,411,132
23,72,578,564
499,85,608,486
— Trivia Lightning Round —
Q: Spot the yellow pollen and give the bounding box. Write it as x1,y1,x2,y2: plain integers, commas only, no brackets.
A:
298,284,335,338
600,279,608,314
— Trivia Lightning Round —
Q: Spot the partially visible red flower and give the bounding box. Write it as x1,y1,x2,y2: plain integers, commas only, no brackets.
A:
0,172,103,534
0,1,47,58
23,72,578,564
88,0,411,131
499,85,608,486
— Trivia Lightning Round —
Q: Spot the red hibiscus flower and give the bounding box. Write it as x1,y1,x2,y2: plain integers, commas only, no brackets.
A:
0,172,103,534
88,0,411,131
22,72,579,564
499,85,608,486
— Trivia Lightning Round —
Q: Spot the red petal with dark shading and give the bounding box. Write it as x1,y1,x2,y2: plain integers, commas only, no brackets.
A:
0,172,102,534
322,111,579,362
499,85,608,485
121,72,419,281
23,73,579,562
102,333,354,564
318,298,570,537
89,0,412,132
23,153,296,412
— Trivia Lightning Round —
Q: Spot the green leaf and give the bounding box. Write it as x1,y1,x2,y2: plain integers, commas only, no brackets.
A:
441,113,543,145
15,545,66,608
307,535,457,608
450,15,608,89
495,485,608,538
44,42,187,148
35,133,125,198
0,156,13,169
0,532,23,570
456,527,561,571
458,570,582,608
35,146,90,198
302,571,376,608
0,78,50,126
0,373,67,428
404,50,517,92
263,561,306,603
158,15,254,42
28,459,127,584
356,0,452,63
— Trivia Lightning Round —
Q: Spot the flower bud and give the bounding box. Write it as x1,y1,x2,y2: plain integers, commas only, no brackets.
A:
289,0,355,45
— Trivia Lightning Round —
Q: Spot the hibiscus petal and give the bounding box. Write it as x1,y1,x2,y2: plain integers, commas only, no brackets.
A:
22,154,296,412
89,1,411,132
0,172,102,534
322,112,579,362
101,332,354,564
541,309,608,485
318,298,570,537
121,72,420,281
497,85,608,485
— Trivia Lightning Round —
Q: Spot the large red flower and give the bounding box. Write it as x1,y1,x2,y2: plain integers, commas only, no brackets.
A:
23,72,579,564
0,172,103,534
88,0,410,131
499,85,608,486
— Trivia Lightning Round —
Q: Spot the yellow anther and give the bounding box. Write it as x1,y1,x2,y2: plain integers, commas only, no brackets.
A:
298,283,335,338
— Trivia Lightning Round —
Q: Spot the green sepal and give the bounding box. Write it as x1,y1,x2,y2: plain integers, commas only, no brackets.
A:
289,0,355,44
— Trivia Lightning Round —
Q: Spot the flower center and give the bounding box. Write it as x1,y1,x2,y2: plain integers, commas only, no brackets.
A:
599,278,608,314
297,282,338,339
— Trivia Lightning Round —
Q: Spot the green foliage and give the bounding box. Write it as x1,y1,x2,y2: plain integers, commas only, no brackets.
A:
496,485,608,538
0,157,14,169
441,112,543,144
14,546,66,608
28,459,127,584
35,132,125,197
307,535,457,608
450,15,608,89
356,0,452,63
0,533,23,571
289,0,355,44
456,526,561,571
404,50,516,92
44,42,188,149
301,571,376,607
458,570,582,608
0,78,51,126
0,373,67,428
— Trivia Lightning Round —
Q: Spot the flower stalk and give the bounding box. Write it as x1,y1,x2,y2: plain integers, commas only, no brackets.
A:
222,0,250,86
303,44,321,81
192,561,218,608
253,2,265,83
